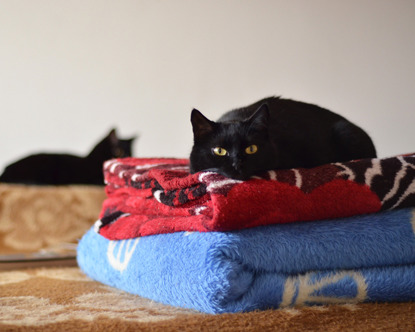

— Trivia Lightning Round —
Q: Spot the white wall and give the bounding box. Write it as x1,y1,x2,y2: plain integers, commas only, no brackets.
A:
1,0,414,171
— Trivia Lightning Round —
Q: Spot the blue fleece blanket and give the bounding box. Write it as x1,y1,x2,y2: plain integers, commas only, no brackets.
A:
77,208,415,314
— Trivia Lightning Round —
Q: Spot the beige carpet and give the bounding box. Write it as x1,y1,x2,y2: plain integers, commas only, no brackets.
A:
1,267,415,331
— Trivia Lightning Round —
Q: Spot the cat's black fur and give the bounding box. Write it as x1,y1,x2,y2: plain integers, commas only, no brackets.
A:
0,129,135,185
190,96,376,180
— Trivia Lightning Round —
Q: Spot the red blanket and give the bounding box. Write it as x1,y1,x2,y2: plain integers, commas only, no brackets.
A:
97,154,415,240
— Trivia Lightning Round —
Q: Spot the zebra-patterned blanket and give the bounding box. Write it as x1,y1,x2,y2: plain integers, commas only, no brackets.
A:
96,154,415,240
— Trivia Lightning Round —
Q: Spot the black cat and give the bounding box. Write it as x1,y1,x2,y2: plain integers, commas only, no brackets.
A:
0,129,135,185
190,96,376,180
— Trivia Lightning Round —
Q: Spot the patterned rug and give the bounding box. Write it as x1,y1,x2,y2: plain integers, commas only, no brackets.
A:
1,267,414,331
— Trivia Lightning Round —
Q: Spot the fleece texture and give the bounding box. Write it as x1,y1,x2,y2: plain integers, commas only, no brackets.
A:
78,208,415,314
96,154,415,239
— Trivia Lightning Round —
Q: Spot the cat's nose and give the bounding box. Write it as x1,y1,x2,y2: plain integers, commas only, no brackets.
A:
232,160,242,171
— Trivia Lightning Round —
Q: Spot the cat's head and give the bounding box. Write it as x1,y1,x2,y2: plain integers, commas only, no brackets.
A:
88,129,136,161
107,129,136,158
189,104,278,180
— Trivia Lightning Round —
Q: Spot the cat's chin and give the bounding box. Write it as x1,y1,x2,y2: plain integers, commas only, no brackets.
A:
230,175,250,181
216,170,251,181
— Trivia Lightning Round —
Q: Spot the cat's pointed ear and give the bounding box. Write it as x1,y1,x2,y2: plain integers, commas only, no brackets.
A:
247,103,269,132
191,109,215,140
108,128,119,145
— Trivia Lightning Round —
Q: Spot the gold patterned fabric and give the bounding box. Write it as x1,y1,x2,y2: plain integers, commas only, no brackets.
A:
0,184,106,253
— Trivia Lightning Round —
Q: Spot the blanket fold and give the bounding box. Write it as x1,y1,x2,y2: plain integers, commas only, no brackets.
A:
97,154,415,240
77,208,415,313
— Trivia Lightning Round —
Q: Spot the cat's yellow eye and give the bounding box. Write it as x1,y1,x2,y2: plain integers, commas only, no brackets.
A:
213,147,228,156
245,145,258,155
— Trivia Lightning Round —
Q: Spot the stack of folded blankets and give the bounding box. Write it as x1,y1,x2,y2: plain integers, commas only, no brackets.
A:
77,153,415,314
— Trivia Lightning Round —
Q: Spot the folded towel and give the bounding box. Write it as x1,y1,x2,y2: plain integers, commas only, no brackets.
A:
97,154,415,240
78,208,415,313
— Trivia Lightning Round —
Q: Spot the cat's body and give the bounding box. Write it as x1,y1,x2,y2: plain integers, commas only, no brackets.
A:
0,129,135,185
190,96,376,180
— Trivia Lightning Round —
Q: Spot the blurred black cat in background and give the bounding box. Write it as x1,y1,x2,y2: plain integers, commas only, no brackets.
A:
0,129,135,185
